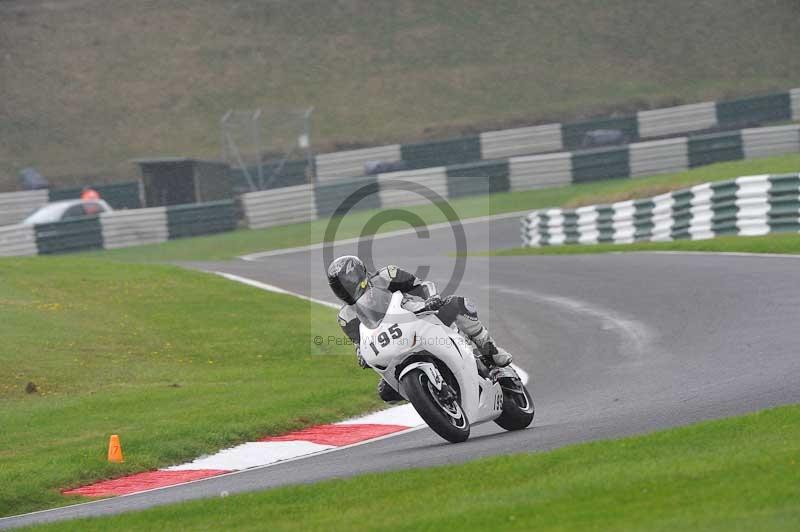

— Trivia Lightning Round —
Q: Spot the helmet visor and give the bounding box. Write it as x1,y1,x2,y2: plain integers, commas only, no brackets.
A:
354,285,392,328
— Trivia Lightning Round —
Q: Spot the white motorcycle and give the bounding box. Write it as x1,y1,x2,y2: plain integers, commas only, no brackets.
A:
356,284,534,443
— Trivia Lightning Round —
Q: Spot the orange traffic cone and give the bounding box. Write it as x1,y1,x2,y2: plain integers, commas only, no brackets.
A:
107,434,124,463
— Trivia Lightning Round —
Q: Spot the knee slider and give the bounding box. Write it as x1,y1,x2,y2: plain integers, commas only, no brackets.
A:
457,297,478,319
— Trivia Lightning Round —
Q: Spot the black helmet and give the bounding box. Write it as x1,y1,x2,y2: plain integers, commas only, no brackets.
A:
327,255,368,304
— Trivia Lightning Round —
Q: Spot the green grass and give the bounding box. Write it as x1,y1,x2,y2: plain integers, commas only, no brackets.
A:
493,233,800,257
4,155,799,520
0,257,379,517
2,0,799,187
27,404,800,531
90,154,800,262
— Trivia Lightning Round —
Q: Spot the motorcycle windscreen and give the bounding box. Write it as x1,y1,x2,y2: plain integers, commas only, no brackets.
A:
354,285,393,329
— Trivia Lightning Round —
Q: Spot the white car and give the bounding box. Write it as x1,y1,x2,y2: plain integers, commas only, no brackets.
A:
22,199,113,225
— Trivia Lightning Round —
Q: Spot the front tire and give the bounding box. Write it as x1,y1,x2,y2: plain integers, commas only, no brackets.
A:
494,382,534,431
401,368,470,443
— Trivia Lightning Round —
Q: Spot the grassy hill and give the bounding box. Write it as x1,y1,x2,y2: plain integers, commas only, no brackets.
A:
1,0,799,189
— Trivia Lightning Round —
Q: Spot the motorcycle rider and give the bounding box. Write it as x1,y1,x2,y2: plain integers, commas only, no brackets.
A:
326,255,512,403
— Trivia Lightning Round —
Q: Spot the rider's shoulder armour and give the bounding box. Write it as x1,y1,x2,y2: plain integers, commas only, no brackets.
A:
375,266,419,293
370,269,391,289
337,304,359,326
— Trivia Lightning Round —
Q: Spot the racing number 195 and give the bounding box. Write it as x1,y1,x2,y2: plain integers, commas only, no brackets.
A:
369,324,402,355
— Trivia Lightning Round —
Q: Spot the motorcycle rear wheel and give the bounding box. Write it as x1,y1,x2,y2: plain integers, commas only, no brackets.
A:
401,368,470,443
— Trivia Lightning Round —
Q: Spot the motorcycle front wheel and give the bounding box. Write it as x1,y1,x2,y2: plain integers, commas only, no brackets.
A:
401,368,470,443
494,381,534,431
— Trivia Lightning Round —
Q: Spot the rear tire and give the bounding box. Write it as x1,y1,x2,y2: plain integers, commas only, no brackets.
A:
401,368,470,443
494,383,534,431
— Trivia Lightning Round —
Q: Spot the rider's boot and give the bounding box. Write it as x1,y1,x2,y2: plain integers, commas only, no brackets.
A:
377,378,404,403
444,297,513,368
470,327,513,367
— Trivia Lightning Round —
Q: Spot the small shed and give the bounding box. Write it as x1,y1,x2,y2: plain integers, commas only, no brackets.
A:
132,158,234,207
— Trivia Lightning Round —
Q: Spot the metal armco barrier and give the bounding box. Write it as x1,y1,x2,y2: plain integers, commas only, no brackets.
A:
521,173,800,247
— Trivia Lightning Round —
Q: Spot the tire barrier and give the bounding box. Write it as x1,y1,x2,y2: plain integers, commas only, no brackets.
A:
521,173,800,247
243,124,800,229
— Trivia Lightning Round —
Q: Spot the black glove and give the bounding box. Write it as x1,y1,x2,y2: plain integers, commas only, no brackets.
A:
424,294,443,311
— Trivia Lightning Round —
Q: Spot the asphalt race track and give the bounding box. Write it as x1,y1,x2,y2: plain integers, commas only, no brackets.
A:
4,216,800,528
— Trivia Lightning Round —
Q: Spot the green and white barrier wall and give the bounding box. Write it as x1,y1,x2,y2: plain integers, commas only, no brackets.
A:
314,88,800,181
3,89,797,214
1,119,798,256
243,123,800,229
521,173,800,247
0,200,236,257
0,190,49,227
0,181,142,227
